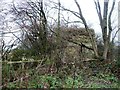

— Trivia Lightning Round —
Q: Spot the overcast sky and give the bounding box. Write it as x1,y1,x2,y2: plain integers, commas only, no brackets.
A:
57,0,119,34
1,0,120,43
3,0,119,31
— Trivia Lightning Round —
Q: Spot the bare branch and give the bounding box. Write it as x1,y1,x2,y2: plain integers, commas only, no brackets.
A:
112,28,120,42
108,0,115,41
94,0,102,26
74,0,99,57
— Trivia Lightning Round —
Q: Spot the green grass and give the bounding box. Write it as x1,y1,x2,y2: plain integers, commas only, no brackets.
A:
5,72,120,88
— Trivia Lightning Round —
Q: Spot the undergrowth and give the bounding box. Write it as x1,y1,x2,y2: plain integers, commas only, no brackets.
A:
4,70,120,88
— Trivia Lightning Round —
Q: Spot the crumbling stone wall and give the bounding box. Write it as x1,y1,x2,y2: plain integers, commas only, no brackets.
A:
59,27,95,64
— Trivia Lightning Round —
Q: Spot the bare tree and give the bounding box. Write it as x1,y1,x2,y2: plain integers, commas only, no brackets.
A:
11,0,48,58
74,0,99,58
54,0,117,60
71,0,117,60
0,1,6,86
94,0,116,60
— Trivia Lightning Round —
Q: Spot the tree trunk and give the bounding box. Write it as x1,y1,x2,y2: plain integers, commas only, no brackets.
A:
103,40,109,60
74,0,99,58
94,0,115,60
102,0,109,60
